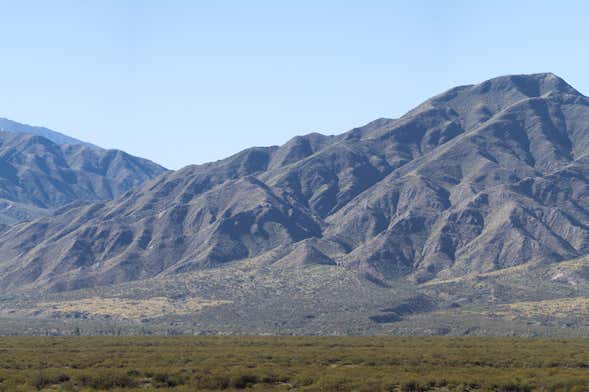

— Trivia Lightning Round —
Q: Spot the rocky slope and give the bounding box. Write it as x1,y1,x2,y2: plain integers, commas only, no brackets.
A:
1,73,588,295
0,122,167,226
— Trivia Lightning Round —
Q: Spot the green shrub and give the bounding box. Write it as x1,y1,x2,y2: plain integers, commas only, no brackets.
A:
230,371,258,389
401,380,428,392
494,382,531,392
196,372,231,390
30,371,70,390
76,371,138,389
315,375,353,392
153,372,186,387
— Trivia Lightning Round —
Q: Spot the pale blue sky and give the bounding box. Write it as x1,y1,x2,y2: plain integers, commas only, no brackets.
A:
0,1,587,169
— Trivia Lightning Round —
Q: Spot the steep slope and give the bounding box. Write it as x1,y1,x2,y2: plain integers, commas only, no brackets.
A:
1,73,588,295
0,129,167,225
328,90,589,281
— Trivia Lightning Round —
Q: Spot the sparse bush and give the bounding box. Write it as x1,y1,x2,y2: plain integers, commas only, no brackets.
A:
76,371,138,389
30,371,70,390
196,372,231,390
315,375,353,392
401,380,427,392
153,372,186,387
494,382,531,392
230,370,258,389
0,336,586,391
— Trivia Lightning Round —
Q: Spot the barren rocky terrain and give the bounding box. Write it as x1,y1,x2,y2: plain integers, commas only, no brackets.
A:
1,73,589,335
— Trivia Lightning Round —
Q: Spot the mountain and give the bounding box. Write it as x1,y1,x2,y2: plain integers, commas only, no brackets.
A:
1,73,589,336
0,118,93,147
0,121,167,226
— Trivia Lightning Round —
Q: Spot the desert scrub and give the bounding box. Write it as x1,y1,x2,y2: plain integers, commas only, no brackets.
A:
75,370,139,389
0,336,587,390
29,371,69,390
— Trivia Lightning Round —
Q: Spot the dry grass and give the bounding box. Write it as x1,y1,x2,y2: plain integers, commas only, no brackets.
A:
7,297,231,320
499,297,589,318
418,263,534,287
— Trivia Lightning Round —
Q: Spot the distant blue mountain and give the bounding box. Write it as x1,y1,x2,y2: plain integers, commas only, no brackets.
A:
0,117,95,147
0,118,167,226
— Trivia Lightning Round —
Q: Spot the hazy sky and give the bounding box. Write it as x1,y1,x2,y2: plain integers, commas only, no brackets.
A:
1,1,587,169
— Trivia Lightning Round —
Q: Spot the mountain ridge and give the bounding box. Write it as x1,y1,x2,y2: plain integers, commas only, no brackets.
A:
1,72,588,295
0,122,168,226
0,117,95,147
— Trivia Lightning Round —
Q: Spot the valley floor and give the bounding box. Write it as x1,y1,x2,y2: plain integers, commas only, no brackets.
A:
0,336,588,391
2,258,589,337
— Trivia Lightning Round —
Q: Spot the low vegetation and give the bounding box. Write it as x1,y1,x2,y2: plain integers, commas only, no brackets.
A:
0,336,588,391
28,296,231,319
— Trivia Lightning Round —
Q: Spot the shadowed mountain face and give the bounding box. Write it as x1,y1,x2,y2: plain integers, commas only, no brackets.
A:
1,73,589,294
0,125,167,226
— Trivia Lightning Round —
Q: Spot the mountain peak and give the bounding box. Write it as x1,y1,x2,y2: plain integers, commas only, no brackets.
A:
427,73,582,107
407,73,586,132
472,72,581,97
0,118,95,147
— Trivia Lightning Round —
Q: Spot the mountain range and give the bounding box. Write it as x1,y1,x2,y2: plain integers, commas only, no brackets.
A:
1,73,589,336
0,120,166,226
